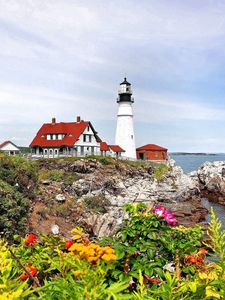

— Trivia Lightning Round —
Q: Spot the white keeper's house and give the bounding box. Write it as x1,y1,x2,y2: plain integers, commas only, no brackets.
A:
30,116,124,158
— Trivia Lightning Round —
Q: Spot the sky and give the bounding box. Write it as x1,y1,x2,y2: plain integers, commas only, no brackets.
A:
1,0,225,152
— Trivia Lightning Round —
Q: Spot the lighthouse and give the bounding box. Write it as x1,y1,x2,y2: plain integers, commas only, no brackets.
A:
115,77,136,159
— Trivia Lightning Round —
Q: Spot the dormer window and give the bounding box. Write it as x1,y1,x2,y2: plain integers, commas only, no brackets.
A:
41,135,45,138
68,133,73,137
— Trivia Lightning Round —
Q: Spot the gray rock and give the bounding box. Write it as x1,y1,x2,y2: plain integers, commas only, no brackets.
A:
55,194,66,202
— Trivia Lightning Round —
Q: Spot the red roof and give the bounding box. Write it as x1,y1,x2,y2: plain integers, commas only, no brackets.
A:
30,121,101,147
0,141,10,148
136,144,168,151
109,145,125,152
100,142,110,151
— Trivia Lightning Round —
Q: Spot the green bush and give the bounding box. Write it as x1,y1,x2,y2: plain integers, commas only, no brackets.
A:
0,155,38,197
99,157,111,165
0,180,29,240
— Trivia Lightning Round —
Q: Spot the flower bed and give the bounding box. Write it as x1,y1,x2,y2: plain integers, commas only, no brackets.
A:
0,203,225,299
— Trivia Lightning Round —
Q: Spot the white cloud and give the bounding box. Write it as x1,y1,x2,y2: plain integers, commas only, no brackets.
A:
135,90,225,122
0,1,225,150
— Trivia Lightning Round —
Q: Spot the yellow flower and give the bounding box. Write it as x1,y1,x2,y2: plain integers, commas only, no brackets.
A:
87,256,99,263
102,254,117,262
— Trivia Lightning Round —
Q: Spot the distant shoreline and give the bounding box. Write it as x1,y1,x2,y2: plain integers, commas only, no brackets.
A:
170,153,218,156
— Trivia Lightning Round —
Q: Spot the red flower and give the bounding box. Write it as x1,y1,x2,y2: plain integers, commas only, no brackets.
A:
25,234,37,246
144,275,159,284
20,266,38,281
65,239,73,250
149,277,159,284
20,273,29,281
196,257,203,263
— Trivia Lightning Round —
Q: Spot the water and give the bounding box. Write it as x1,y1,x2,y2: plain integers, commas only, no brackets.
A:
201,198,225,231
170,153,225,173
170,153,225,229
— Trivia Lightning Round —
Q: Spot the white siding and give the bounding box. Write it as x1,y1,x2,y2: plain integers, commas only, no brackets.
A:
1,142,20,152
115,102,136,159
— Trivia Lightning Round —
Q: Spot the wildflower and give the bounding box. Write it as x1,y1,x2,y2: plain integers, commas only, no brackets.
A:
25,234,37,246
20,266,37,280
149,277,159,284
198,248,207,256
69,242,117,263
144,275,159,285
102,254,117,262
153,204,177,226
65,240,73,250
152,204,167,217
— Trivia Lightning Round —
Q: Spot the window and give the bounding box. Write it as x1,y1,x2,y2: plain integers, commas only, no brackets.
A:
44,149,48,154
89,135,92,142
131,135,133,139
87,126,90,132
83,135,86,142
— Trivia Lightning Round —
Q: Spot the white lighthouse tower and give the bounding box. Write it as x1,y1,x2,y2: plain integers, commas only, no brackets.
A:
115,77,136,159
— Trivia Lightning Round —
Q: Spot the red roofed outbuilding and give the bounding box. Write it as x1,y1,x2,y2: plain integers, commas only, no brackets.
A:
136,144,168,161
100,142,125,158
30,117,102,158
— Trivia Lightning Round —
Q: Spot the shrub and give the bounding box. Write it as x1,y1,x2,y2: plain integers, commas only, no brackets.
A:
153,163,169,181
99,157,111,165
0,181,29,240
0,155,38,197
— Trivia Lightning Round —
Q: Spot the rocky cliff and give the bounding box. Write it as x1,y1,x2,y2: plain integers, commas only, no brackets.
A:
29,158,208,238
190,161,225,205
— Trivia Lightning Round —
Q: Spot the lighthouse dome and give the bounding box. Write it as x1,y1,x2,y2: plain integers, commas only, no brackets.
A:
118,77,133,102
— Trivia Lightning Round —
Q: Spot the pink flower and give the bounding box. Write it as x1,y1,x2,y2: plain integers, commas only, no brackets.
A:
153,204,168,218
166,217,177,226
153,204,177,226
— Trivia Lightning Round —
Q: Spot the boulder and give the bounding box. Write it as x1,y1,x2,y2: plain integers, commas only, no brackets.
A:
197,161,225,204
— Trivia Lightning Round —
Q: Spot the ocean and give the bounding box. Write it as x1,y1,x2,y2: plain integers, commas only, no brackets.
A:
170,153,225,229
170,153,225,173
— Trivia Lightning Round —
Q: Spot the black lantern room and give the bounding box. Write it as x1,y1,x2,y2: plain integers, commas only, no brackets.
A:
117,77,134,103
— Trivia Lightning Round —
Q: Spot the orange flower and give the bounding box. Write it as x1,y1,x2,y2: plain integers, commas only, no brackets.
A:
198,248,207,256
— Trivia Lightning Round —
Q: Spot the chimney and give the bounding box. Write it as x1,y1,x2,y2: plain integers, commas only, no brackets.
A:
77,116,81,122
52,117,56,124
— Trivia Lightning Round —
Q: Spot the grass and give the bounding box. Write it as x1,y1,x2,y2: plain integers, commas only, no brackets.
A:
84,195,111,213
39,169,81,184
153,163,169,181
